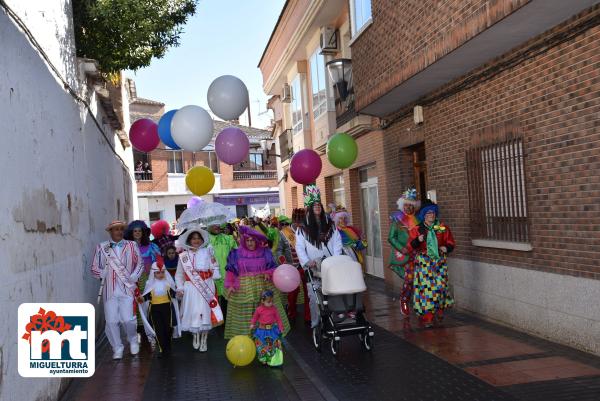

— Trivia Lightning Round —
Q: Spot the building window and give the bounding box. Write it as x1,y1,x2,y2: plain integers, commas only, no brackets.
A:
248,153,264,170
310,49,327,120
168,150,184,174
466,137,529,243
291,187,298,209
175,204,187,220
149,211,162,222
208,151,220,173
291,75,303,134
350,0,372,36
134,150,152,181
332,174,345,207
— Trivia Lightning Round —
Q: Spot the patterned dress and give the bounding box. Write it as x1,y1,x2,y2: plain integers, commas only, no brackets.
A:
408,221,456,317
224,247,291,339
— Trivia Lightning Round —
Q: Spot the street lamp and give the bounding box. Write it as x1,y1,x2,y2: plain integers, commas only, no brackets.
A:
326,58,353,101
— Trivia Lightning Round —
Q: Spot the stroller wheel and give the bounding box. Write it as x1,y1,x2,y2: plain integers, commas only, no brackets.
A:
312,323,322,352
330,338,340,356
361,331,373,351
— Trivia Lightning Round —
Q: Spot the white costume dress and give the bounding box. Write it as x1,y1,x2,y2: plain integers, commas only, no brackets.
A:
295,228,343,327
175,236,222,333
90,239,143,353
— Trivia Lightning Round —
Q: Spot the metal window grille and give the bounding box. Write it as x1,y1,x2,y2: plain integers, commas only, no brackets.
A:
466,137,529,242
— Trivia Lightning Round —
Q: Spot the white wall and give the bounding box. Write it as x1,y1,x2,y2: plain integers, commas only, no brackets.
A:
0,2,135,400
450,258,600,356
139,195,214,225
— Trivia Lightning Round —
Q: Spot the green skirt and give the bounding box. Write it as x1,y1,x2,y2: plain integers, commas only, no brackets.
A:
224,275,290,339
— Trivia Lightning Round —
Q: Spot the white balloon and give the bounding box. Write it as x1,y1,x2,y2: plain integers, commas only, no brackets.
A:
207,75,249,121
171,105,214,152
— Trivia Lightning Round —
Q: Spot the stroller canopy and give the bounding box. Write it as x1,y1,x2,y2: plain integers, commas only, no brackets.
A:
321,255,366,295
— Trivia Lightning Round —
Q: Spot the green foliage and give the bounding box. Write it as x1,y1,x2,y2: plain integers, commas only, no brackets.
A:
73,0,197,72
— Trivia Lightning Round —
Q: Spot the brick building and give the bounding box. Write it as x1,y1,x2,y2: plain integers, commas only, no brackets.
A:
260,0,600,355
127,80,280,224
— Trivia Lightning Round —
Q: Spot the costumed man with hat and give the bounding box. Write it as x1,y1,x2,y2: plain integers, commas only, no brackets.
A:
388,188,421,316
91,220,144,359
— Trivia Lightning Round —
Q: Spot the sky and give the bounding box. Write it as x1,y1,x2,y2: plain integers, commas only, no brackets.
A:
126,0,286,130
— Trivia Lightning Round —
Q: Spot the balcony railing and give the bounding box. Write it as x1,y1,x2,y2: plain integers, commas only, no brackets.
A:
233,170,277,181
135,171,153,181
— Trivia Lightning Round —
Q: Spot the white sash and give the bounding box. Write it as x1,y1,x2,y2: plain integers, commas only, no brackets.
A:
180,251,223,324
100,243,137,293
180,251,218,306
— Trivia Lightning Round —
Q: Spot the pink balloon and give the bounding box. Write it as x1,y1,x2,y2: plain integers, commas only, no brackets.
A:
129,119,159,152
215,127,250,165
272,264,301,293
289,149,322,184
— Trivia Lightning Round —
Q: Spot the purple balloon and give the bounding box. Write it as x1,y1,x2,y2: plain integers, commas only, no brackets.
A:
129,119,159,152
215,128,250,165
187,196,203,209
290,149,322,184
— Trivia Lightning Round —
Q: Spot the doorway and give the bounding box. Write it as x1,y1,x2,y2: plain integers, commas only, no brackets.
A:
236,204,249,218
411,143,428,201
359,165,383,278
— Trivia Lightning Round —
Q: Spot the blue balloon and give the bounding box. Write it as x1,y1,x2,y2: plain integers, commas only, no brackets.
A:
158,109,180,149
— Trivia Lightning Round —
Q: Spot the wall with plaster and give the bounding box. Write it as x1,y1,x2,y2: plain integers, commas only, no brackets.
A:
0,1,135,400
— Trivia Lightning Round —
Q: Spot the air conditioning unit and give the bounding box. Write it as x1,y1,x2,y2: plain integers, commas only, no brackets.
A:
282,83,292,103
319,26,338,54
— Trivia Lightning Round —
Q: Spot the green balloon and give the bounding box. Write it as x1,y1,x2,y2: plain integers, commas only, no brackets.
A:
326,132,358,169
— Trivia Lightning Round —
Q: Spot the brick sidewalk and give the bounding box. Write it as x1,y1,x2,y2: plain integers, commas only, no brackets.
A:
61,277,600,401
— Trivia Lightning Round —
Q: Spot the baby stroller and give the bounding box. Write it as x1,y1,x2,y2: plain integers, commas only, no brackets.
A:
305,255,374,355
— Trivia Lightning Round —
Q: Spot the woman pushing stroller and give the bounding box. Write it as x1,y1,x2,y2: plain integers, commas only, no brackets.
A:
294,185,343,328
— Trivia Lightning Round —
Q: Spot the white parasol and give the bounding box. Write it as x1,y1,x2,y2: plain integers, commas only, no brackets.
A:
177,201,235,230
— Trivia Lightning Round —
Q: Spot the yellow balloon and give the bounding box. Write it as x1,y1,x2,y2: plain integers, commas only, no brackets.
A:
185,166,215,196
226,335,256,367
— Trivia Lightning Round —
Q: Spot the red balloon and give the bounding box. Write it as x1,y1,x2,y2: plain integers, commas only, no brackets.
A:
289,149,322,184
129,119,159,152
151,220,170,239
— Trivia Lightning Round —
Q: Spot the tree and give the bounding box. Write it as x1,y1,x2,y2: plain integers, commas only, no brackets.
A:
73,0,197,72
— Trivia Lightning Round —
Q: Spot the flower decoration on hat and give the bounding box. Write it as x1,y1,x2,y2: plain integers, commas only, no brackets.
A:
303,184,321,207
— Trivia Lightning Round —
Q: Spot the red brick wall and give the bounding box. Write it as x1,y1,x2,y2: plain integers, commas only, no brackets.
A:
136,149,211,192
219,162,278,190
376,13,600,279
351,0,530,110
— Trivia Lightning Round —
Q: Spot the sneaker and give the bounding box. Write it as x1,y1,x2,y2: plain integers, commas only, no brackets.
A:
130,340,140,355
192,333,200,350
400,301,410,316
148,337,157,351
113,347,124,360
199,333,208,352
421,312,434,328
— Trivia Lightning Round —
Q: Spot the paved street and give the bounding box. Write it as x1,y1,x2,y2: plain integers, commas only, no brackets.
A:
61,278,600,401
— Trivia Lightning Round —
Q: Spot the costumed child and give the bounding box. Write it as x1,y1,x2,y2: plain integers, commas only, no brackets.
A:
409,200,455,327
388,188,421,316
175,226,224,352
136,255,181,358
250,290,285,367
163,245,179,278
